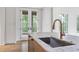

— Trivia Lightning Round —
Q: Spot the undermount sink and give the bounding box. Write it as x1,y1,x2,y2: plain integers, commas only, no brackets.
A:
39,37,74,48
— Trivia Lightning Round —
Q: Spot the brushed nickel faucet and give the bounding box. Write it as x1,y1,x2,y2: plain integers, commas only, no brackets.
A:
52,19,64,39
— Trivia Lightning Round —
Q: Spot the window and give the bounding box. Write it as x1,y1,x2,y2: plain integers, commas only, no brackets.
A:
77,16,79,32
32,11,38,32
22,10,28,33
21,9,39,34
59,14,68,33
62,14,68,33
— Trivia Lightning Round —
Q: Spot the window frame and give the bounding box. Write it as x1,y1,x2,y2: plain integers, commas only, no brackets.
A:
20,8,41,35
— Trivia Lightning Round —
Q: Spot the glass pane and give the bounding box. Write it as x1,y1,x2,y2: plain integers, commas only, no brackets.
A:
63,14,68,33
77,16,79,32
59,14,68,33
22,11,28,33
32,11,38,32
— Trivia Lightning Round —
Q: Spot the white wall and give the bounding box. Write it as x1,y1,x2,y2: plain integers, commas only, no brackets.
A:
0,8,5,44
42,8,52,32
53,7,79,34
16,8,21,41
0,7,16,44
5,8,16,43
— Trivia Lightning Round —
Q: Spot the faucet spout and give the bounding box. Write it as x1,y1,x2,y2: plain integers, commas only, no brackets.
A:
52,19,63,39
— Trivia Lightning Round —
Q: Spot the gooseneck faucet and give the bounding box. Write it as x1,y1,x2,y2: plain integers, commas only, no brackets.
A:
52,19,63,39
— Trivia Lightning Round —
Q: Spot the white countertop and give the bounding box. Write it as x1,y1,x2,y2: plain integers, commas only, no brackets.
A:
29,32,79,52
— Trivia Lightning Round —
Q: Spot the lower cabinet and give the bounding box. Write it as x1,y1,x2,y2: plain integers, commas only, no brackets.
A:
28,39,35,52
28,37,46,52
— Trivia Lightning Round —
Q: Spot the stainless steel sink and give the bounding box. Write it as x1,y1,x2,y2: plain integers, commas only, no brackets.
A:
39,37,74,48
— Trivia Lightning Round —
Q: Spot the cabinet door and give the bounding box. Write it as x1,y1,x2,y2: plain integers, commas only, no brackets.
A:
28,36,46,52
28,39,34,52
32,40,46,52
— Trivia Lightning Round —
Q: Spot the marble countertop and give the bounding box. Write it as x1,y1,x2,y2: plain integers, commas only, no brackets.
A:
29,32,79,52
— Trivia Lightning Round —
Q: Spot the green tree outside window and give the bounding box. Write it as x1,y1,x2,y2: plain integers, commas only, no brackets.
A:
22,15,28,32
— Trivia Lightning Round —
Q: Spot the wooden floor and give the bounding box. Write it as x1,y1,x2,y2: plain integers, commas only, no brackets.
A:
0,40,28,52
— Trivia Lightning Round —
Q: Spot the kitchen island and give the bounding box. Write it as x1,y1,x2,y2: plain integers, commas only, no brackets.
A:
28,32,79,52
